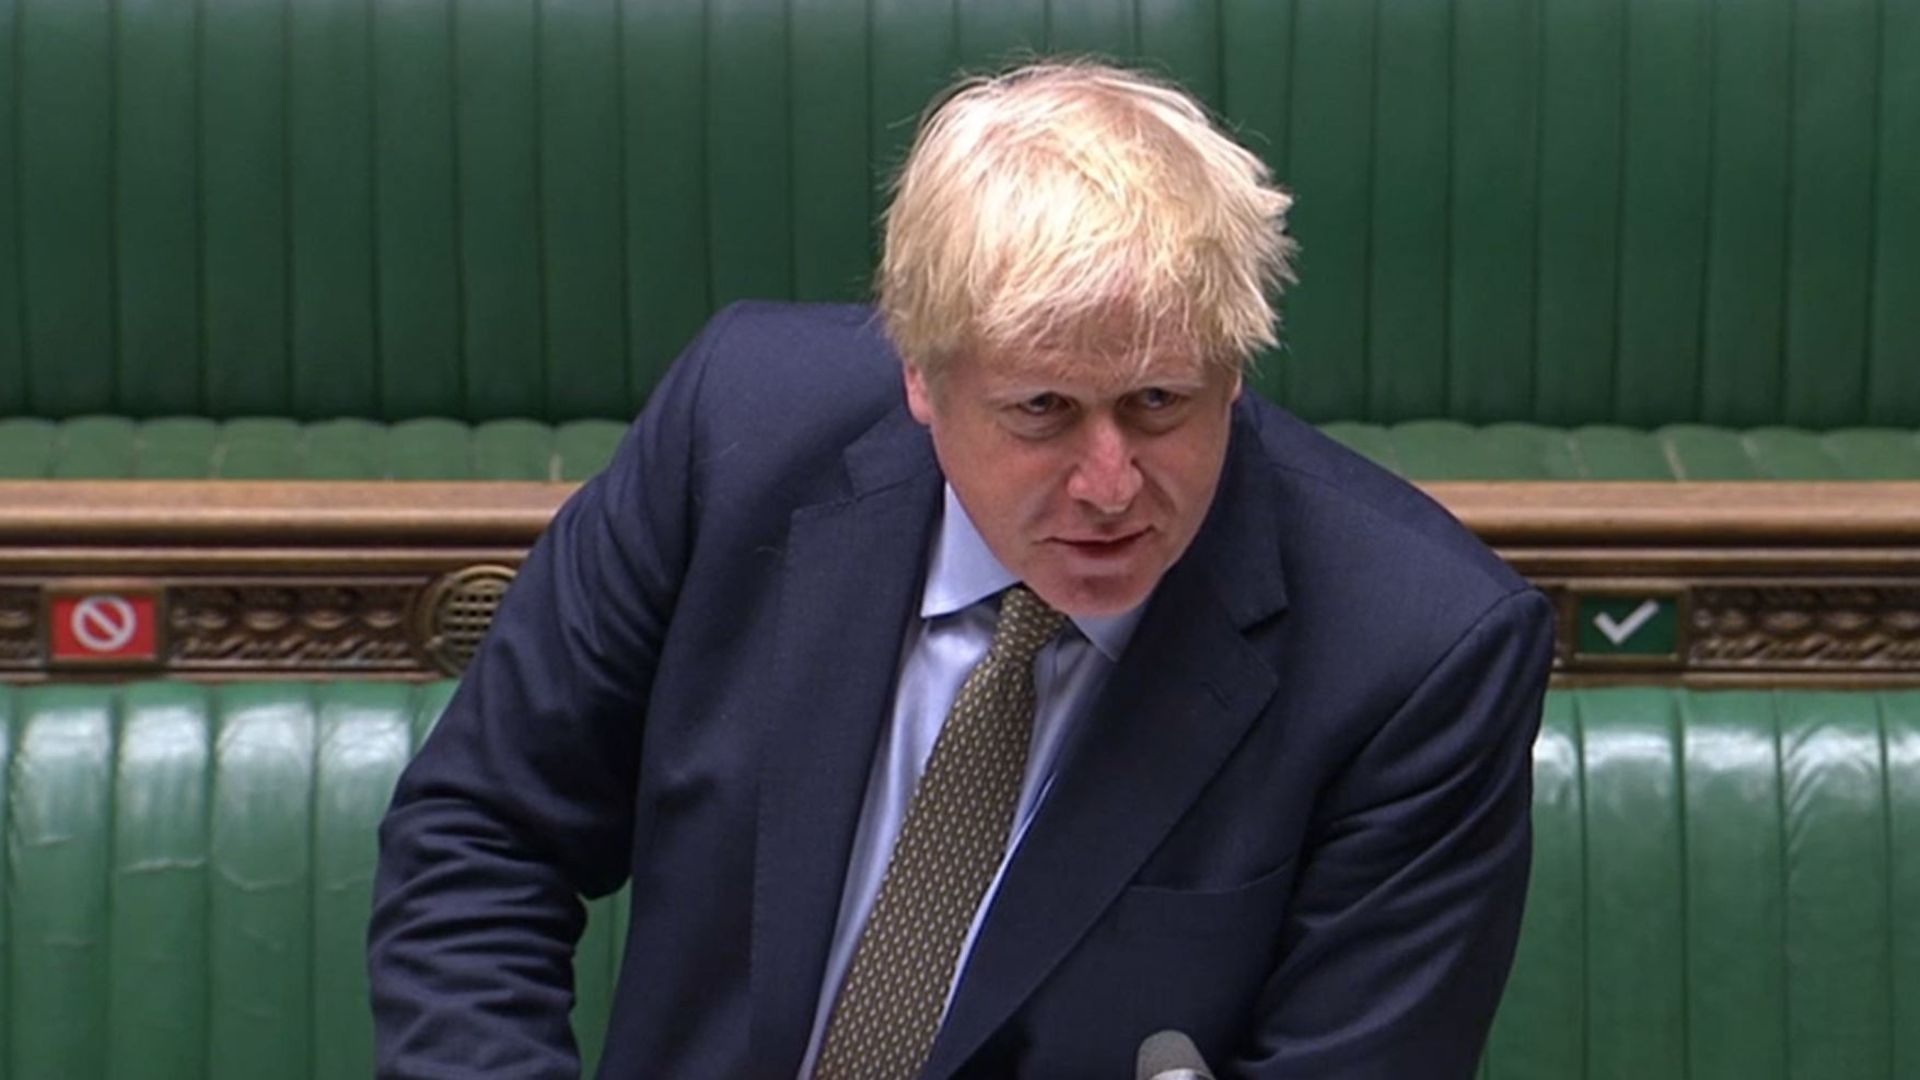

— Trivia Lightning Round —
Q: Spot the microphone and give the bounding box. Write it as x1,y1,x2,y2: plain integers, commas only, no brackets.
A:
1136,1029,1214,1080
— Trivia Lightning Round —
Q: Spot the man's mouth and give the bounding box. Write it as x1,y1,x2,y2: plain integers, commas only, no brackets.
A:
1053,529,1150,557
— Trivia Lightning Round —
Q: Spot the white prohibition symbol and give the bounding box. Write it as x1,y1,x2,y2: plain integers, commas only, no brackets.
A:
1593,599,1660,646
71,595,139,653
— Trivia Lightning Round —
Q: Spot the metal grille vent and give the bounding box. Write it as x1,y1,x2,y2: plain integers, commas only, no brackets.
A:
418,566,518,676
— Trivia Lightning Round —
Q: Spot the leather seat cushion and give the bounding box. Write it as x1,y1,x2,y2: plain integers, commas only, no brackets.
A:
5,416,1919,480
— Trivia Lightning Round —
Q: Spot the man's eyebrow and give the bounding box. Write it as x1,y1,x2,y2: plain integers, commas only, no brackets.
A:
984,384,1070,404
1128,376,1208,392
986,373,1206,399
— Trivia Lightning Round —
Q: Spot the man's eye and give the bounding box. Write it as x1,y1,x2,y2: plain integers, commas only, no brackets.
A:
1016,394,1064,416
1135,388,1182,410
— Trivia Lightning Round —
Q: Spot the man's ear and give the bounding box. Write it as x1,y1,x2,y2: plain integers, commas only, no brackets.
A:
904,362,937,425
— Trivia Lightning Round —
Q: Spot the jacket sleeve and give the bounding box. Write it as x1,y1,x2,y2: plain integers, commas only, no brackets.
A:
1232,586,1557,1079
366,311,733,1079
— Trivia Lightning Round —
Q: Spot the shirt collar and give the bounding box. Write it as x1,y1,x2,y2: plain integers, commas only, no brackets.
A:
920,485,1148,661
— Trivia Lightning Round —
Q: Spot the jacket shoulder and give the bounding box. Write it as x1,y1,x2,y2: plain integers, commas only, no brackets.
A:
686,300,900,409
1241,396,1527,601
649,301,910,492
1225,396,1546,697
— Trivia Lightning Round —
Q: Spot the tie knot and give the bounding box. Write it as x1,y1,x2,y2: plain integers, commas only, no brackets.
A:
992,586,1067,664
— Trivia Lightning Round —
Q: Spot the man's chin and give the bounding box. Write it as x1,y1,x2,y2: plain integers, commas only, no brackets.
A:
1024,568,1158,619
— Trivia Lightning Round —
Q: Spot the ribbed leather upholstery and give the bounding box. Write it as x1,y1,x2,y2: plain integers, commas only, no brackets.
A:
3,681,1916,1077
5,415,1919,480
2,0,1914,427
1323,422,1920,481
1491,688,1920,1078
0,682,631,1078
0,416,626,480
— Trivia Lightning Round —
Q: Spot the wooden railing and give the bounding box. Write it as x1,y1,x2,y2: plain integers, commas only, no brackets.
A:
3,481,1916,685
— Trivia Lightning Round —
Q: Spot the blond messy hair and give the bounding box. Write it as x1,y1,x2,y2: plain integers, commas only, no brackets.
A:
879,59,1296,380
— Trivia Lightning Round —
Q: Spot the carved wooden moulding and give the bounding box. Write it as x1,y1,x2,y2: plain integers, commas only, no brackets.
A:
0,482,552,682
1688,585,1920,669
1505,578,1920,680
0,571,521,679
0,481,1916,685
1448,482,1920,686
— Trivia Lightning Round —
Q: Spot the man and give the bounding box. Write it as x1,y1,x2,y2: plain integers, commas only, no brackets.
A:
370,61,1555,1078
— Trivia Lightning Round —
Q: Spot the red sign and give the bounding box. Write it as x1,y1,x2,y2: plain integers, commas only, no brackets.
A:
49,592,160,663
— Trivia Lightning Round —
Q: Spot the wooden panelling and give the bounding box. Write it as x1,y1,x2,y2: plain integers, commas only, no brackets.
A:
1,481,1915,684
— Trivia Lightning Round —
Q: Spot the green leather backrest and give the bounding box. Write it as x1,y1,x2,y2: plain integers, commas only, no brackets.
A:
9,415,1920,480
0,416,627,480
3,680,1917,1077
1491,688,1920,1078
3,0,1915,428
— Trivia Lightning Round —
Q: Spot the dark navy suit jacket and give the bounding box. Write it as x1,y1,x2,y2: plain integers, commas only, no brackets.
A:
369,302,1556,1079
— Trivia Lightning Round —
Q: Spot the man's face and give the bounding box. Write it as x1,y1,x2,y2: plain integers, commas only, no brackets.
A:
905,340,1241,617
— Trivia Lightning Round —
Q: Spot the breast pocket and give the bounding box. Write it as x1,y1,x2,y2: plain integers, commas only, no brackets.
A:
1108,856,1299,940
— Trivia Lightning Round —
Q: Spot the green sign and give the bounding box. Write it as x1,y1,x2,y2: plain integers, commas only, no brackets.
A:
1575,595,1679,657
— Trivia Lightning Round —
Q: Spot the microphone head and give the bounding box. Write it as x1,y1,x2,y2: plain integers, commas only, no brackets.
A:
1136,1029,1213,1080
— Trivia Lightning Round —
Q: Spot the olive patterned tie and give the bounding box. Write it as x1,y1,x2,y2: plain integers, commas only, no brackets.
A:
812,585,1068,1080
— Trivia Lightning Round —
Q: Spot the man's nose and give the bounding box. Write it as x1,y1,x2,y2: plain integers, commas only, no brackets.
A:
1065,419,1143,515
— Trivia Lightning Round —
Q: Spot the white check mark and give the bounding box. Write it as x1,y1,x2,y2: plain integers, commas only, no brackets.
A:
1593,600,1660,646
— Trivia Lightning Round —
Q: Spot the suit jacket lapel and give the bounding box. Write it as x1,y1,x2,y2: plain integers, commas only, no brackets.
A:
924,414,1290,1079
749,409,943,1074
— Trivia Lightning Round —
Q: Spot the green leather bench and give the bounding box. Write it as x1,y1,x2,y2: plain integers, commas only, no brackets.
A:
0,417,627,481
2,0,1915,478
4,416,1920,482
4,681,1915,1077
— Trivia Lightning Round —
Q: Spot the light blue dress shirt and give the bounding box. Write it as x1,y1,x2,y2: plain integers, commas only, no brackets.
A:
795,485,1149,1077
